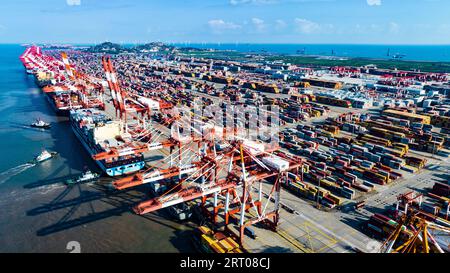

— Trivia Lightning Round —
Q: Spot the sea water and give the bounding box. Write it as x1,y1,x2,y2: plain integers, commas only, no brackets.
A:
0,44,193,253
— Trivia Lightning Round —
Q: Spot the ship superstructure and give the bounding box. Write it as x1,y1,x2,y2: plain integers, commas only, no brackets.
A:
70,108,145,176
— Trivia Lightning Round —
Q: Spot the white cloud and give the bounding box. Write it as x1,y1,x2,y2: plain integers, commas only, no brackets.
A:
366,0,381,6
208,19,242,34
251,18,266,32
66,0,81,6
294,18,321,34
275,19,287,30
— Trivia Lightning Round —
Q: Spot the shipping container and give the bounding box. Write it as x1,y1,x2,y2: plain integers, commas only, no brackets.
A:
383,109,431,125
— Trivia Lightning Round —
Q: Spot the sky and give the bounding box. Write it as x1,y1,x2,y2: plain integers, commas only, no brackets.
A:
1,0,450,44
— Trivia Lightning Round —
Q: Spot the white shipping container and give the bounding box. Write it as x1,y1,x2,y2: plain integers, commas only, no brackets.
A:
138,97,160,110
243,140,265,155
262,156,290,172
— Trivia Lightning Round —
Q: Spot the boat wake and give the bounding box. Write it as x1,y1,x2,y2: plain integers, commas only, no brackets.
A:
0,163,36,185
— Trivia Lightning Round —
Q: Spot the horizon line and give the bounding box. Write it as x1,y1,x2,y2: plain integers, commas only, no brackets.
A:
2,42,450,46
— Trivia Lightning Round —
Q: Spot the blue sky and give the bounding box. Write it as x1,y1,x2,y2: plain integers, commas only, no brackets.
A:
1,0,450,44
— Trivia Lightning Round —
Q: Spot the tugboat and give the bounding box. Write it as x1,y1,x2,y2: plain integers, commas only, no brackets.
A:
34,149,57,163
65,170,100,185
30,118,51,129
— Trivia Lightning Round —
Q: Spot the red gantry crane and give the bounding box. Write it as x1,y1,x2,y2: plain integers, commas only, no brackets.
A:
96,56,308,246
61,51,105,110
101,55,175,141
111,114,305,246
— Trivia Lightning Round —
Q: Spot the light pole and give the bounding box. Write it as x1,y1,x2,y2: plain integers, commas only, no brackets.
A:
316,179,321,209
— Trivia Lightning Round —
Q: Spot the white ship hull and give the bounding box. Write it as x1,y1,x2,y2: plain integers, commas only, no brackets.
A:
71,120,144,177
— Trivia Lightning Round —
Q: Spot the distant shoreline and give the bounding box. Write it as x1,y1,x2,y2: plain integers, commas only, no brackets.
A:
173,43,450,62
10,42,450,73
180,47,450,73
12,43,450,61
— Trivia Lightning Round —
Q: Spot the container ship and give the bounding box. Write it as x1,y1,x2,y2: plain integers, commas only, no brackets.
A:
42,85,84,115
70,108,145,176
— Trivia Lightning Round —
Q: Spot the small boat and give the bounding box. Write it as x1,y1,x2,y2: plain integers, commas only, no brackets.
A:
34,149,57,163
65,170,100,185
31,118,51,129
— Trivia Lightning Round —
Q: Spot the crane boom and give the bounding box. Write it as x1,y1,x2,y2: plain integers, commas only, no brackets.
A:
133,179,237,215
93,140,175,161
61,52,76,80
113,164,200,190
